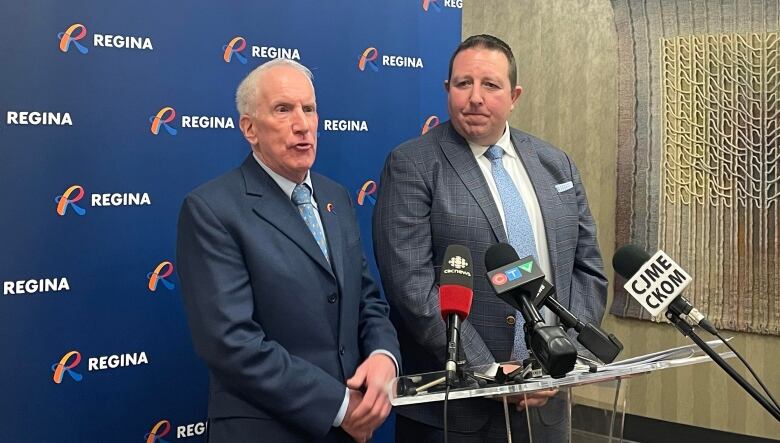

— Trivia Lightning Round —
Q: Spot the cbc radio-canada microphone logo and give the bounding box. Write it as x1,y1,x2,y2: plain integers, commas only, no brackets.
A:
422,115,440,135
449,256,468,269
51,350,83,384
148,261,175,292
356,180,377,206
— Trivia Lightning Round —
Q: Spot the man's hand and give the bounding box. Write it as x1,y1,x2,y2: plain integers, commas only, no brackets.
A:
502,388,559,411
341,389,370,443
345,353,396,432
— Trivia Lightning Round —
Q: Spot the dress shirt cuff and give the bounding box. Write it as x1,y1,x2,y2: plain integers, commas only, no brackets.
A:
332,388,349,427
370,349,399,376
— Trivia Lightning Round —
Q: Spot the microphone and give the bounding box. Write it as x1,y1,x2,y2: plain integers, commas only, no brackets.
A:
485,243,577,378
612,245,717,335
439,244,474,386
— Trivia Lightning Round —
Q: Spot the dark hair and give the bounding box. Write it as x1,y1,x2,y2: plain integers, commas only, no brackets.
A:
448,34,517,88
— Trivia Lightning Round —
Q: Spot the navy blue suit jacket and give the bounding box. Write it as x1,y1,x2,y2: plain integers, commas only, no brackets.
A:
177,155,400,442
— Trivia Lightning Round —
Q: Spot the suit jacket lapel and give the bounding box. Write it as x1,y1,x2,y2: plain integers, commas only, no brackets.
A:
438,123,508,244
510,131,559,282
312,176,346,293
241,156,335,278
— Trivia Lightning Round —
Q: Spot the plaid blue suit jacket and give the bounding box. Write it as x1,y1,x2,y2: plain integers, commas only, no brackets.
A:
373,121,607,434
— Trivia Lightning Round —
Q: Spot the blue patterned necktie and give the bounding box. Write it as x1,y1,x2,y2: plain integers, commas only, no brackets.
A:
291,183,329,262
484,145,538,360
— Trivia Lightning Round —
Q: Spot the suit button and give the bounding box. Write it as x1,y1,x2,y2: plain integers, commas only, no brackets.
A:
339,346,345,355
506,315,516,325
328,293,337,303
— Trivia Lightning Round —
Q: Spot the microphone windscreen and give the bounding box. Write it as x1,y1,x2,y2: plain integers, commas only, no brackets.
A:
612,245,651,279
439,244,473,319
484,243,519,271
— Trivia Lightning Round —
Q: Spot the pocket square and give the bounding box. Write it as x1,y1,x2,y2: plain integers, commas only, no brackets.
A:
555,181,573,192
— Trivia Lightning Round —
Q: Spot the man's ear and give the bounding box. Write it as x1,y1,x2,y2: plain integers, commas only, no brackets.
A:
239,115,256,145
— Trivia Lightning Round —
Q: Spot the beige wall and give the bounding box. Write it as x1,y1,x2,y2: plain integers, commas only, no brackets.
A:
463,0,780,439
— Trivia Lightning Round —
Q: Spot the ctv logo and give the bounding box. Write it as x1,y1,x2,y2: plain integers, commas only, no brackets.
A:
490,260,534,286
358,47,424,71
148,261,175,292
146,419,207,441
422,115,440,134
56,22,153,54
149,106,235,135
221,35,300,63
356,180,377,206
55,185,152,216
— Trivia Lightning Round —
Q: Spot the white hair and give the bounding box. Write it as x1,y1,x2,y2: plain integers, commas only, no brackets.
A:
235,58,315,116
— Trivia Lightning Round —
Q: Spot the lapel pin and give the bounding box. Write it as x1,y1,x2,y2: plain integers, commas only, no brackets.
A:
326,203,335,213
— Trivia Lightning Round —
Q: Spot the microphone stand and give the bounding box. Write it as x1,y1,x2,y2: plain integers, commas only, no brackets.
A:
665,305,780,421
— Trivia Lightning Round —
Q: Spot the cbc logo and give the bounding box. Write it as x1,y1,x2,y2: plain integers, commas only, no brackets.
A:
449,256,468,269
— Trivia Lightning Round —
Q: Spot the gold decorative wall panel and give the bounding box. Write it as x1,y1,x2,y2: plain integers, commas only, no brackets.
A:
660,32,779,334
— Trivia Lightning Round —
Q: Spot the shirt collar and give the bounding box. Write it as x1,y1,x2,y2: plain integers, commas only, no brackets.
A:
253,152,316,206
467,122,515,159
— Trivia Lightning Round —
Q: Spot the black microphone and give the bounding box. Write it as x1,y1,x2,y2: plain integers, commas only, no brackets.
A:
485,243,577,378
613,245,717,335
439,244,474,386
513,266,623,364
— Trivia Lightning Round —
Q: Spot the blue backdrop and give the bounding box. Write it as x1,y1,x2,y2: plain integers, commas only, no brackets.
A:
0,1,461,441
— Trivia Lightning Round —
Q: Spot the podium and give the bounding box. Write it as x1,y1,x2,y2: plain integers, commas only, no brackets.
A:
389,341,734,442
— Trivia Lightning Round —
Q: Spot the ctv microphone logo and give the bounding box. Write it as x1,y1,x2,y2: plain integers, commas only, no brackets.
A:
223,36,247,64
150,106,177,135
51,350,83,384
623,251,692,317
488,257,539,288
422,115,440,134
356,180,377,206
148,261,175,292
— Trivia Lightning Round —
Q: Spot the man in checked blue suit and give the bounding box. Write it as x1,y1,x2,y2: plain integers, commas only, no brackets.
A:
373,35,607,442
177,59,400,443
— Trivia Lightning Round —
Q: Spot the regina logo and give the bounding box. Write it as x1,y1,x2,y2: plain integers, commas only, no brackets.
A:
57,23,88,54
422,115,440,134
150,107,177,135
356,180,378,206
145,420,171,443
55,185,86,216
423,0,462,10
223,36,247,64
51,350,83,384
148,261,175,292
358,47,423,70
56,22,153,53
358,47,379,72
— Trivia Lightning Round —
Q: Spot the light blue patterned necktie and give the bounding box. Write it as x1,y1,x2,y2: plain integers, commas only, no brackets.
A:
484,145,537,361
291,183,329,262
